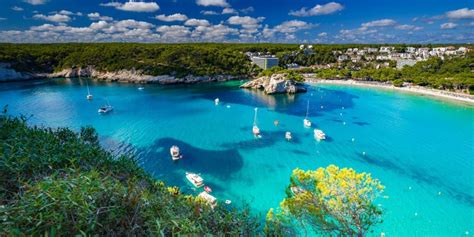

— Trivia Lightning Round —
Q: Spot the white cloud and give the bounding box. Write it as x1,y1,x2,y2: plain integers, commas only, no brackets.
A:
156,25,191,40
440,22,457,29
263,20,313,38
361,19,397,28
222,8,237,15
23,0,48,5
196,0,229,7
228,16,265,37
87,12,113,21
101,1,160,12
12,6,24,11
227,16,264,27
184,18,210,26
33,13,71,23
155,13,188,22
201,10,219,15
289,2,343,17
192,23,238,41
240,7,254,14
395,24,422,31
446,8,474,19
318,32,327,37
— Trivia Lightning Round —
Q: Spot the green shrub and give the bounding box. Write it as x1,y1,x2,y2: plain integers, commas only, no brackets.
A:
0,113,259,235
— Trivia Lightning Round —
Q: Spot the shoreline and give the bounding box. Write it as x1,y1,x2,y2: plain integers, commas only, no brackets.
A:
307,79,474,105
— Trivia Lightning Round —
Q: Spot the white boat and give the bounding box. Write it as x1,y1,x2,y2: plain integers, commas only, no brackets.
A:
290,186,305,195
214,98,220,105
98,98,113,114
170,145,182,160
86,80,93,100
314,129,326,140
303,100,311,127
252,108,261,138
285,131,292,141
186,172,204,188
98,105,113,113
198,191,217,209
138,86,145,90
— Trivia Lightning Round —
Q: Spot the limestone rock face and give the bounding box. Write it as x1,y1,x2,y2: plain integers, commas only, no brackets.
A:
44,66,240,84
240,73,306,94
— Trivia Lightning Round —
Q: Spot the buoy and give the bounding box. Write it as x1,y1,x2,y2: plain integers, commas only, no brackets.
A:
320,105,324,109
465,231,469,235
343,122,346,125
381,232,385,237
362,151,366,156
226,105,231,108
225,200,232,205
408,186,412,190
351,138,355,142
414,212,418,216
340,113,343,116
438,191,442,195
342,106,345,109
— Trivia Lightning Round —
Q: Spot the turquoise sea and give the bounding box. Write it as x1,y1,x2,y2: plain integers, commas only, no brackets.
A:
1,78,473,236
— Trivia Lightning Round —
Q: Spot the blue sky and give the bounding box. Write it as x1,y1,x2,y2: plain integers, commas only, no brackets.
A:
0,0,473,43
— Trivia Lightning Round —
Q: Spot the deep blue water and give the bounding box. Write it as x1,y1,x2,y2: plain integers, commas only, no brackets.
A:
1,78,473,236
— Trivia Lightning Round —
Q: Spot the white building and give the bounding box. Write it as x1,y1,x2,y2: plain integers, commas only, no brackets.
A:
251,56,279,70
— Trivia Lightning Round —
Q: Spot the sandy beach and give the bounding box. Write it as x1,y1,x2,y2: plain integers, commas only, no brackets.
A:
307,79,474,105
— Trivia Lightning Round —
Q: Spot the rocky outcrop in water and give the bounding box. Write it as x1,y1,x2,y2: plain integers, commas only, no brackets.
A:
240,74,307,94
0,65,240,84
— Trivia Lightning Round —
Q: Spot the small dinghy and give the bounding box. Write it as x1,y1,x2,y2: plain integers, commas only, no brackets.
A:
170,145,182,160
314,129,326,141
285,131,292,141
274,120,279,126
225,200,232,205
186,172,204,188
214,98,220,105
138,87,145,90
204,186,212,193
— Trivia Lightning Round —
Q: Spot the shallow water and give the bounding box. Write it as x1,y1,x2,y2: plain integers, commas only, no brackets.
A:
1,78,473,236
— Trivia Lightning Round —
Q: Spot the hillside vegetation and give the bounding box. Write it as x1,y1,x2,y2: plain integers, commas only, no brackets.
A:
0,110,259,235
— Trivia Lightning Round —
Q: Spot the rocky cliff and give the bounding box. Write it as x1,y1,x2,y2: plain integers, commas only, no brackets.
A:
0,65,241,84
240,74,307,94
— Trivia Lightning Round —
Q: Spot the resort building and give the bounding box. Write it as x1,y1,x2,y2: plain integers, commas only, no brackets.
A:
251,56,279,70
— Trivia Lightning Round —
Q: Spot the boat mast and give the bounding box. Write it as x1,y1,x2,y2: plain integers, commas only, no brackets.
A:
86,80,91,95
253,107,258,126
305,100,309,119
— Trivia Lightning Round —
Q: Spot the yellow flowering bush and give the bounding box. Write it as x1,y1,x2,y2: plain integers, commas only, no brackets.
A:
268,165,384,236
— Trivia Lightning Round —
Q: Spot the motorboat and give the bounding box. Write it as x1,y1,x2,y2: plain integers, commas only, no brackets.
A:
214,98,220,105
186,172,204,188
87,94,93,100
170,145,182,160
225,200,232,205
98,98,113,114
198,191,217,209
314,129,326,140
138,86,145,90
303,100,311,127
285,131,292,141
204,186,212,193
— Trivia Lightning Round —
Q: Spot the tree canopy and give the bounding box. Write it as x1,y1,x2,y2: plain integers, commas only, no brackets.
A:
266,165,385,236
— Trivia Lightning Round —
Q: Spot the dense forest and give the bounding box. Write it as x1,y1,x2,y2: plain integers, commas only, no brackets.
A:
0,43,297,77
